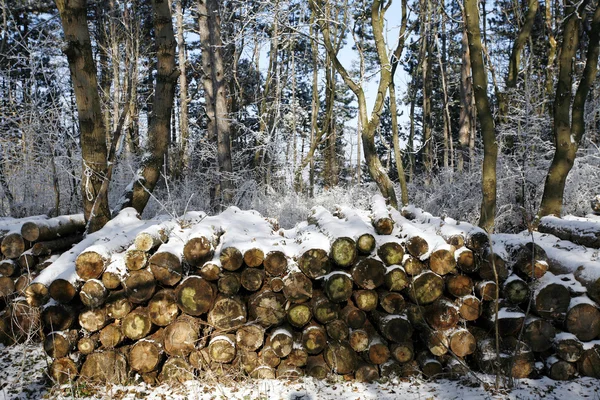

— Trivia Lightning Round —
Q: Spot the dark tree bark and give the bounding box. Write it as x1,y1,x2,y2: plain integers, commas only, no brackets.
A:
538,0,600,218
55,0,109,232
120,0,178,214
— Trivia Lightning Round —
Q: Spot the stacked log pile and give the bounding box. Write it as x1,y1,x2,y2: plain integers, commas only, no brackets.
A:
3,198,600,386
0,214,86,343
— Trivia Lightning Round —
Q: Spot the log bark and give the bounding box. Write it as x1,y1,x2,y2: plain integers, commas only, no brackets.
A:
41,304,76,333
287,303,312,328
79,279,108,309
371,310,413,343
220,247,243,272
44,329,78,358
283,272,313,303
99,322,124,348
534,282,570,320
377,242,404,266
324,341,357,375
79,308,108,332
80,350,128,384
241,268,265,292
21,215,85,242
236,324,265,352
48,279,78,304
264,251,288,276
105,290,133,319
407,271,444,305
244,248,265,268
539,217,600,249
298,249,330,279
175,275,215,316
49,357,78,384
124,269,156,304
513,242,549,279
163,315,200,357
323,272,353,303
565,300,600,341
218,272,241,295
523,318,556,352
148,289,179,326
129,330,164,373
357,234,376,255
122,307,153,340
207,294,246,330
208,334,237,363
248,290,286,327
352,258,385,290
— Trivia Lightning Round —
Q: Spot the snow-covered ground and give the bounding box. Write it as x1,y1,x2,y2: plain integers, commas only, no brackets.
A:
1,343,599,400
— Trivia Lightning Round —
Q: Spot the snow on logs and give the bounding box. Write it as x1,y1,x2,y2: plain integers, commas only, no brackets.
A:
5,201,600,384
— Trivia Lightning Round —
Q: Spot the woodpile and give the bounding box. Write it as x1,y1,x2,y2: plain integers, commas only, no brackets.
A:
0,214,86,344
3,198,600,386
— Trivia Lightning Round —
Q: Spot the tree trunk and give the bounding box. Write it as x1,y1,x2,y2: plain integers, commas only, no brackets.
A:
538,1,600,218
198,0,234,207
464,0,498,232
55,0,110,233
458,22,473,172
121,0,178,214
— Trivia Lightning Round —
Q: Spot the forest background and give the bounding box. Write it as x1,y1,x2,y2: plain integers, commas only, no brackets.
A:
0,0,598,232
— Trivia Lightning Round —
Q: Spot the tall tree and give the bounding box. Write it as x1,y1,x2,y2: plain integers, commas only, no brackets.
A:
55,0,110,232
119,0,178,214
538,0,600,218
464,0,498,232
198,0,234,206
